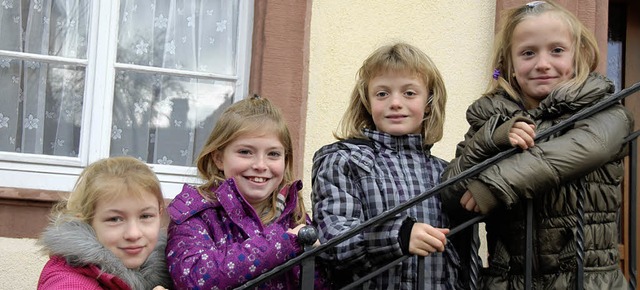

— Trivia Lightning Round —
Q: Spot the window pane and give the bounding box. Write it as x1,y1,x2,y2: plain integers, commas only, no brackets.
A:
0,60,84,156
607,3,626,94
117,0,239,75
0,0,90,58
110,70,235,166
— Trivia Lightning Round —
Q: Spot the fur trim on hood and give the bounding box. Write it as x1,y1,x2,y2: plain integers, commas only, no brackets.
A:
39,217,173,290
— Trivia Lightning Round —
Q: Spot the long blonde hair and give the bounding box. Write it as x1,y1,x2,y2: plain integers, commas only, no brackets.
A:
52,156,163,224
335,42,447,145
486,0,599,101
195,95,306,225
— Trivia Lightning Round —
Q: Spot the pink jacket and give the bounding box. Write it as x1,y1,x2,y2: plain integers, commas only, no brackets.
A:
37,217,172,290
38,256,131,289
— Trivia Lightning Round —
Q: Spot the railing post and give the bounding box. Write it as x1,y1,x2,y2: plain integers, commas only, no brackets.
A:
298,225,318,290
416,256,424,290
469,223,481,290
576,182,586,290
525,199,533,290
629,135,638,290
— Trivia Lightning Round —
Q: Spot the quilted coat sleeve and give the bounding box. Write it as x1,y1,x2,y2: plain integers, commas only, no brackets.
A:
476,104,633,209
441,98,513,219
311,144,404,274
165,204,301,289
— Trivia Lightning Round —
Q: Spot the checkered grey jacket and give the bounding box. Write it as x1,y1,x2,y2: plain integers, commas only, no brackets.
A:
312,129,459,289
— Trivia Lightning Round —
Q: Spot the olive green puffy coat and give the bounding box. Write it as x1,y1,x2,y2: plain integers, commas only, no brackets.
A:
442,73,633,289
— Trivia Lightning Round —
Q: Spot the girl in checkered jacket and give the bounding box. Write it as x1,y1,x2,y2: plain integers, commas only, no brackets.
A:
312,42,460,289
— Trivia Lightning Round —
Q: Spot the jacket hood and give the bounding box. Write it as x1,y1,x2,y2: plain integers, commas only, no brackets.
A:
39,216,173,290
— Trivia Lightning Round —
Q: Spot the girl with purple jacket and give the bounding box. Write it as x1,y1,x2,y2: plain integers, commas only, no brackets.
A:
165,95,325,289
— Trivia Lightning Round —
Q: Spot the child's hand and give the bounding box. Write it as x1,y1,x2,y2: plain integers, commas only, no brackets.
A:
287,224,306,235
408,223,449,256
509,121,536,149
460,190,480,213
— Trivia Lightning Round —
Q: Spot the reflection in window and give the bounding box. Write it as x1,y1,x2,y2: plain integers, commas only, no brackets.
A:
112,0,242,166
111,71,234,166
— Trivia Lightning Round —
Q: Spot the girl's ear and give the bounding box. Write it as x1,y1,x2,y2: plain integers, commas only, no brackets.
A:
212,151,224,170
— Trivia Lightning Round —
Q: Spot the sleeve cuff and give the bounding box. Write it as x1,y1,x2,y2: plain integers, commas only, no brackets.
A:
492,116,535,148
398,216,416,255
467,180,500,214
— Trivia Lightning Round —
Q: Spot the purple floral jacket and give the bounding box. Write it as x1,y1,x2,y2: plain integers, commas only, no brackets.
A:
166,179,326,290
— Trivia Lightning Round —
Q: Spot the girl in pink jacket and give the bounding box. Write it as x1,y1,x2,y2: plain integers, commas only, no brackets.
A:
37,156,172,290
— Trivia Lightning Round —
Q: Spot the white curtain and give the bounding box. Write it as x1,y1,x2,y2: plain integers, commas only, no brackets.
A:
111,0,238,166
0,0,89,156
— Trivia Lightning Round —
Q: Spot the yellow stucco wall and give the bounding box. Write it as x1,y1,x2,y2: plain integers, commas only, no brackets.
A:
304,1,497,204
1,2,497,288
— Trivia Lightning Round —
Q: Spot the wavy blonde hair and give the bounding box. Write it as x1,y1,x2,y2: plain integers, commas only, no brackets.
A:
486,0,599,102
51,156,163,224
335,41,447,145
195,95,306,225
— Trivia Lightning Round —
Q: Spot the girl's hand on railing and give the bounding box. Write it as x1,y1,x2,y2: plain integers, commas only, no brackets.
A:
287,224,306,235
408,223,449,256
509,121,536,149
460,190,480,213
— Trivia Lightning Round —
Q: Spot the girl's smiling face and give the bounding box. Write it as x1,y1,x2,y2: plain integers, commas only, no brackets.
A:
213,130,285,209
368,71,429,136
91,190,161,269
511,12,575,109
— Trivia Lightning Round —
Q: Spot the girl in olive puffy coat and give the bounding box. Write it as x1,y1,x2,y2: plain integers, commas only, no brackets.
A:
441,1,633,289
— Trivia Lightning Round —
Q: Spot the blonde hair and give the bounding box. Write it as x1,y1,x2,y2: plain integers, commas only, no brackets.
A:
335,42,447,145
195,95,306,225
52,156,163,224
487,0,599,101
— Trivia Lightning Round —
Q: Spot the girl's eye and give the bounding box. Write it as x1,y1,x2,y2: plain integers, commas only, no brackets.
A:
404,91,417,97
522,50,535,57
375,91,389,98
268,151,283,158
551,47,565,54
106,216,123,223
238,149,251,155
141,213,156,220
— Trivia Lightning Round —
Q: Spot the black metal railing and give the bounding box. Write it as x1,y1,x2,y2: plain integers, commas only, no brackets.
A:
235,81,640,290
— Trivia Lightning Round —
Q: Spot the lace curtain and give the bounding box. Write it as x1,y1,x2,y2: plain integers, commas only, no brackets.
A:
0,0,89,156
0,0,239,167
112,0,238,166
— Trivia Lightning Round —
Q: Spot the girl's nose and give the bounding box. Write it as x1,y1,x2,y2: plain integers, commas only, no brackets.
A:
252,156,267,170
389,92,403,108
535,55,551,70
124,222,143,240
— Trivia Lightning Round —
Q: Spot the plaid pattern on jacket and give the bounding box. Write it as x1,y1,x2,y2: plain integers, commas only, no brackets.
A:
312,129,459,289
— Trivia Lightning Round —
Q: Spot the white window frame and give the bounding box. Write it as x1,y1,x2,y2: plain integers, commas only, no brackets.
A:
0,0,254,198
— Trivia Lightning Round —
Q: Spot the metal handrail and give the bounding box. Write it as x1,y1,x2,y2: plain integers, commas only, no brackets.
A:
236,81,640,290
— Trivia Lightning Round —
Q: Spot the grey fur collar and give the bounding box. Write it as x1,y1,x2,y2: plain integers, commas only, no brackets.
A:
39,217,172,290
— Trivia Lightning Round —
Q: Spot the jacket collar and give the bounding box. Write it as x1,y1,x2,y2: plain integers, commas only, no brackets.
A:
39,217,172,290
532,73,613,118
216,178,302,230
363,128,432,154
